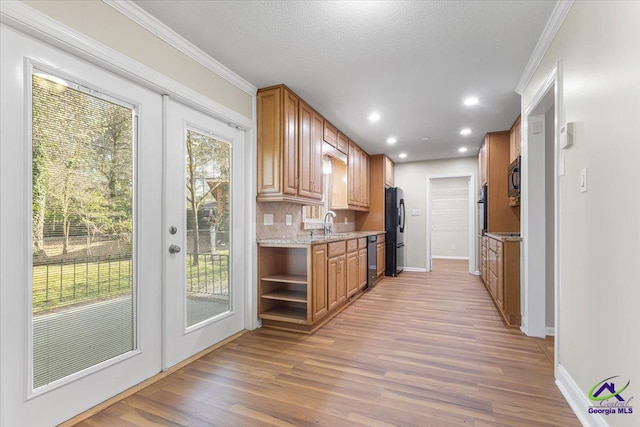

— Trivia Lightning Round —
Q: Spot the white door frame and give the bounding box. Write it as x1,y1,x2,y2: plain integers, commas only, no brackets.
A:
425,174,476,274
521,63,562,375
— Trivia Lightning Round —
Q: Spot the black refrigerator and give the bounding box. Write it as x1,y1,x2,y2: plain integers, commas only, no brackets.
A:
385,187,405,276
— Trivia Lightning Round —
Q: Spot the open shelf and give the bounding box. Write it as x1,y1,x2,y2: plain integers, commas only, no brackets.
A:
261,290,307,303
261,274,307,284
260,306,307,324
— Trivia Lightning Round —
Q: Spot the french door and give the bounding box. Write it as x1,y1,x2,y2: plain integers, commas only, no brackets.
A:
0,25,246,426
163,99,245,369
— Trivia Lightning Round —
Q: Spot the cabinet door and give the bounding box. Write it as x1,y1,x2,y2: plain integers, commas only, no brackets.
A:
361,152,370,208
496,242,504,308
479,140,487,187
514,118,521,158
347,141,358,206
346,250,358,298
384,156,394,187
376,243,385,276
310,111,324,200
283,89,299,195
312,245,328,321
337,131,349,154
298,101,313,198
337,255,347,305
323,121,337,148
327,256,338,311
358,249,367,289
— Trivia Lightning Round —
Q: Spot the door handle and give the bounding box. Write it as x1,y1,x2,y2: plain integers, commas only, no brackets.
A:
169,244,181,254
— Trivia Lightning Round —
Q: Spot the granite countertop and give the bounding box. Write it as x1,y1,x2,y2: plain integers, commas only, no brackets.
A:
485,232,523,242
257,230,386,246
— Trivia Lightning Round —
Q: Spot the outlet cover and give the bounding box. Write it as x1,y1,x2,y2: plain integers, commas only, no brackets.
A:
411,209,421,216
285,214,292,226
263,214,274,226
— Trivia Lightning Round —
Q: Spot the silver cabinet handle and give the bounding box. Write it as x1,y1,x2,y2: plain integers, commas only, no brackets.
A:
169,244,181,254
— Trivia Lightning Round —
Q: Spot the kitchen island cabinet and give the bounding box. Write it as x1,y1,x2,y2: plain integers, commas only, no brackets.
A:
258,231,383,333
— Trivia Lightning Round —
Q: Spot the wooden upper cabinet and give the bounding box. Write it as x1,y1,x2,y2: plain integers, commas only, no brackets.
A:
337,131,349,155
478,141,487,187
346,141,369,211
384,156,394,188
323,121,337,148
298,102,323,200
509,115,521,163
257,85,322,205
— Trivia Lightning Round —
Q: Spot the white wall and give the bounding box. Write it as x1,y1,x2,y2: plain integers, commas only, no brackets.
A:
430,177,469,259
395,157,477,270
22,0,253,119
523,2,639,425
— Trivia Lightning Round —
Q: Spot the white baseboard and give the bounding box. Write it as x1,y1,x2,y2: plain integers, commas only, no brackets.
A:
431,256,469,260
546,326,555,336
556,364,608,427
473,270,481,276
402,267,427,272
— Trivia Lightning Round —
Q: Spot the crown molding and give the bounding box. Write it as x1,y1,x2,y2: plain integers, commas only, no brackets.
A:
515,0,574,95
0,0,253,129
104,0,257,96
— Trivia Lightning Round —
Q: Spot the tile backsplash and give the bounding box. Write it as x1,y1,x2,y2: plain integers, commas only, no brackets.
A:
256,202,356,240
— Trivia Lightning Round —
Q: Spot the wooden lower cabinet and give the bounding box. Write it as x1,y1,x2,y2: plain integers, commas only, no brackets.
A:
311,244,328,322
376,233,385,278
328,254,346,311
346,244,359,298
259,236,375,333
480,235,520,327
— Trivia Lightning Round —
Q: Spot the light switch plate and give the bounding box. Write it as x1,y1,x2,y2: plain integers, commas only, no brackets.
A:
580,168,587,193
263,214,274,225
285,214,292,226
411,209,421,216
531,121,543,134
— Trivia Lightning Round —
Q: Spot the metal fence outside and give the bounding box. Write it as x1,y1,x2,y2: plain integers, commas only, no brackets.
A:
33,253,229,313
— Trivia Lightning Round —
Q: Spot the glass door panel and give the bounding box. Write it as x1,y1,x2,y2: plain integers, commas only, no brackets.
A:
185,129,231,326
31,73,135,388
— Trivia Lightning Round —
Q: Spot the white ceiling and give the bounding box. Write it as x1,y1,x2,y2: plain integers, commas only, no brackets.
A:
132,0,556,163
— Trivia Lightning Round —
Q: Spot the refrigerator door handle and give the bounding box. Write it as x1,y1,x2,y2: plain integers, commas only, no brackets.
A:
399,199,406,232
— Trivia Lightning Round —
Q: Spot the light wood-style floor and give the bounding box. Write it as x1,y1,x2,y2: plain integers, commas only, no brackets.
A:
431,258,470,273
78,271,578,427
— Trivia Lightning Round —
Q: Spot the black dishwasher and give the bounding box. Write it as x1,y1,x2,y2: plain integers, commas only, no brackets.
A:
367,235,377,289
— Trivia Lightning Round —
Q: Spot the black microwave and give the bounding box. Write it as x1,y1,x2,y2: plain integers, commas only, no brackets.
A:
508,156,521,198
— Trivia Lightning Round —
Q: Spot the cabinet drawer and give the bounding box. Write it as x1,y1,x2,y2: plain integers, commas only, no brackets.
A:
377,233,386,244
358,238,367,249
328,241,346,257
346,239,358,253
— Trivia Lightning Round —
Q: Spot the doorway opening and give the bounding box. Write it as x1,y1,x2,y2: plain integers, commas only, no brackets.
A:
522,64,561,373
426,175,476,274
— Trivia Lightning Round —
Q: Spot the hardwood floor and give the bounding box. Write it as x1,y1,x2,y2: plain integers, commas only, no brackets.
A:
77,271,578,427
431,258,469,273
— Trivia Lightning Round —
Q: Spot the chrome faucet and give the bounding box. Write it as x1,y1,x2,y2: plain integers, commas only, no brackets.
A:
323,210,337,236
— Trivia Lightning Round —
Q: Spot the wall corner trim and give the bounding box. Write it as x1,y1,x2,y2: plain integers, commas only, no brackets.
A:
104,0,257,96
556,365,609,427
515,0,574,95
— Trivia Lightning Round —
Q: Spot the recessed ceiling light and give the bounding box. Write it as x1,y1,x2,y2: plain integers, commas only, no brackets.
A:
460,128,472,135
421,136,431,141
399,153,407,159
463,97,479,106
368,112,381,122
458,147,468,153
386,137,397,144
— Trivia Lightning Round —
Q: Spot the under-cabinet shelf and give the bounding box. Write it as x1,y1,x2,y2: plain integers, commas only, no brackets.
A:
261,290,307,303
260,306,307,324
261,274,307,284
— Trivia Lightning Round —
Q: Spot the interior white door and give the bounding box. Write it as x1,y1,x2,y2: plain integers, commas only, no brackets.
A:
0,26,162,427
164,99,245,369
